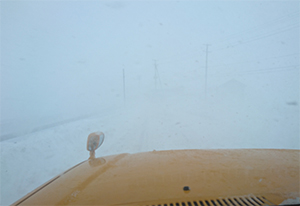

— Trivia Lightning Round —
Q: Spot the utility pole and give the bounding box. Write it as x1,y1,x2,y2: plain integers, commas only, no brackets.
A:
154,60,162,89
204,44,210,98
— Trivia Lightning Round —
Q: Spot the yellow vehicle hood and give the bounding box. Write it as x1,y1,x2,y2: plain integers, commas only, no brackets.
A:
13,149,299,205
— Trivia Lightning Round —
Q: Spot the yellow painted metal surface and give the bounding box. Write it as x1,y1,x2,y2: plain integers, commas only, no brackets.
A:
12,149,299,205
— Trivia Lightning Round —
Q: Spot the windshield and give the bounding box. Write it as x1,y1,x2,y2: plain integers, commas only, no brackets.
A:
1,1,299,205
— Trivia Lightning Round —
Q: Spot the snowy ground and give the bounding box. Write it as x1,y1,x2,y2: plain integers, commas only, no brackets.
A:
1,88,299,205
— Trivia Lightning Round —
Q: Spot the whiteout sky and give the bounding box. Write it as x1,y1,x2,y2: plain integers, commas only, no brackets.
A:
1,1,299,140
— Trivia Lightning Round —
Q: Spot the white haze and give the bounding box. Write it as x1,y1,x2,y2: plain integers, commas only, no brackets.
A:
0,1,299,205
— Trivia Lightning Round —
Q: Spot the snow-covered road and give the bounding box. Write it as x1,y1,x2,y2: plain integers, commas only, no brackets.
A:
1,89,299,205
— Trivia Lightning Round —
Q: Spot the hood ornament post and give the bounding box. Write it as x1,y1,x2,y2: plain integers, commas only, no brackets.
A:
87,132,105,159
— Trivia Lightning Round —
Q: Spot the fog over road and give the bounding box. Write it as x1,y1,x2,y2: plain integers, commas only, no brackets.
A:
1,86,299,205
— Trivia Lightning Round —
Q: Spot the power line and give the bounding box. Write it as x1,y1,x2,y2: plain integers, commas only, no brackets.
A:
205,53,299,69
240,65,299,74
143,11,299,76
216,10,299,44
155,23,298,68
147,10,299,69
232,25,298,46
214,24,299,52
211,65,299,76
